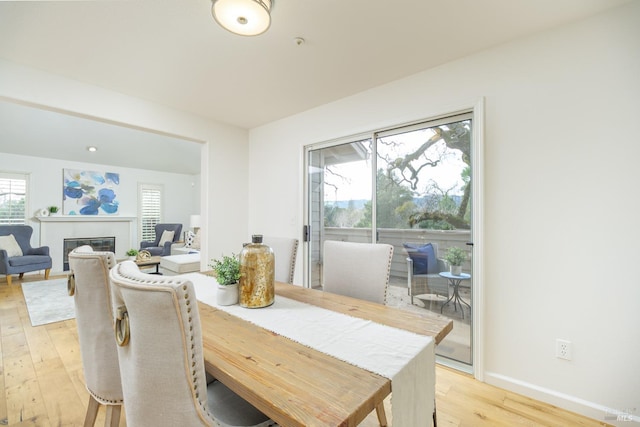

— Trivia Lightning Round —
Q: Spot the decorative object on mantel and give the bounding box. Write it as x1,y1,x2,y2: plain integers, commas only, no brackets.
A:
48,206,60,215
63,168,120,216
135,250,151,262
126,249,139,260
209,253,241,306
444,246,467,276
239,234,274,308
211,0,274,37
36,208,50,217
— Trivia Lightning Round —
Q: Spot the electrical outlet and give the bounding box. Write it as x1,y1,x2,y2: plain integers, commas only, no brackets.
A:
556,339,572,360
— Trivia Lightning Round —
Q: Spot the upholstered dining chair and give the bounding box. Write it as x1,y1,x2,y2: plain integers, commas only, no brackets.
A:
322,240,394,305
67,245,122,427
262,236,299,284
109,261,276,427
322,240,394,427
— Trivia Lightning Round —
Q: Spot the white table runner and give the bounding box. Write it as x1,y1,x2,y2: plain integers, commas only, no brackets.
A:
187,273,434,426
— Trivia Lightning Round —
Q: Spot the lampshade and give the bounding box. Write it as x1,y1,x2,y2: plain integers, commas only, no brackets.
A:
190,214,201,229
211,0,273,36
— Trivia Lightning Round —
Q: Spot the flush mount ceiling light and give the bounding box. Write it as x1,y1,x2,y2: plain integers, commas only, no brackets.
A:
211,0,274,36
87,146,98,152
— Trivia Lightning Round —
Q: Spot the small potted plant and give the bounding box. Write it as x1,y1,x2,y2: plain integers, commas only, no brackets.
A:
444,246,466,276
126,249,139,260
209,253,241,306
48,206,60,215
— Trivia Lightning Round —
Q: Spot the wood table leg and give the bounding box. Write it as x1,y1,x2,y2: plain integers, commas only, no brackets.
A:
375,402,388,426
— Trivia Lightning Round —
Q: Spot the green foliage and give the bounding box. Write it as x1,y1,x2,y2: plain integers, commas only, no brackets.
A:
324,203,365,228
48,206,59,213
0,198,25,221
126,249,139,256
209,253,241,285
356,169,416,228
444,246,467,266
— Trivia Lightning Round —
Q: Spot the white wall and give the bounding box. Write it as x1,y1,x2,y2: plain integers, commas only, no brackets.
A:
0,151,197,250
0,58,251,268
248,2,640,423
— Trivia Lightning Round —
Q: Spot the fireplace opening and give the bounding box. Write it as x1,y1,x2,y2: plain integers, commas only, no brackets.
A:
63,237,116,271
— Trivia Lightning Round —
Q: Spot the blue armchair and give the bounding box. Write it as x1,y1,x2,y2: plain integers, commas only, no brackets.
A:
0,225,52,286
139,223,182,256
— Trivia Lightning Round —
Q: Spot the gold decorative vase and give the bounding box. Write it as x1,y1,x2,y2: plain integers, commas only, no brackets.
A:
239,235,275,308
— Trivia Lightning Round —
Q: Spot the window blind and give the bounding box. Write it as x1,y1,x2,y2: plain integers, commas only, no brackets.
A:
140,185,162,242
0,173,28,225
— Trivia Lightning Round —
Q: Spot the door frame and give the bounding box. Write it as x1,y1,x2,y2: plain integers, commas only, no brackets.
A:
302,98,485,379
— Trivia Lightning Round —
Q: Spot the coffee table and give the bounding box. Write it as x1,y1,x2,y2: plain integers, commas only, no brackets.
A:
134,256,162,274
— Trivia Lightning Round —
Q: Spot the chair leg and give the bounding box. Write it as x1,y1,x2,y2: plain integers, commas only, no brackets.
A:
6,275,12,286
105,404,122,427
44,268,51,280
433,402,438,427
83,395,100,427
375,402,388,426
19,273,24,279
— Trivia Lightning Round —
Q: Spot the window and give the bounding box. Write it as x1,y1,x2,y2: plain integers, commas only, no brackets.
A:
139,184,163,243
0,172,28,225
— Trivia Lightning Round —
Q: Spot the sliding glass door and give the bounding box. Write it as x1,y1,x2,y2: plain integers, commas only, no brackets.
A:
306,138,373,289
304,113,474,367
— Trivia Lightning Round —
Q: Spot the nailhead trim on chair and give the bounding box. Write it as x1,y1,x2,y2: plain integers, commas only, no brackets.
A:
287,240,299,284
113,264,216,420
113,264,281,426
87,390,124,405
383,245,393,305
70,248,124,406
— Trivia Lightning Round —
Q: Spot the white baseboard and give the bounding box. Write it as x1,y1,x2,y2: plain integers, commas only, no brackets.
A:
484,371,639,426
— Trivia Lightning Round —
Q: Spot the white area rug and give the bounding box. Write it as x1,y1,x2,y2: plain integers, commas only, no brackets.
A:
22,278,76,326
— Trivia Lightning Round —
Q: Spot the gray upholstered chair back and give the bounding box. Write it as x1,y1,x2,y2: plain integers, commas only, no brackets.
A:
109,261,274,427
68,245,122,426
262,236,298,284
322,240,394,305
0,225,35,253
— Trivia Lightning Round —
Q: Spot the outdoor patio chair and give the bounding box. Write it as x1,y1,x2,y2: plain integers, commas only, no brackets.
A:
404,242,449,305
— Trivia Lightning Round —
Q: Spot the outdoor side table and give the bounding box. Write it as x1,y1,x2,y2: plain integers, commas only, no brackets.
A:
439,271,471,319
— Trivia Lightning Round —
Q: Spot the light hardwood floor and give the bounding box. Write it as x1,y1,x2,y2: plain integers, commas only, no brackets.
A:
1,274,610,427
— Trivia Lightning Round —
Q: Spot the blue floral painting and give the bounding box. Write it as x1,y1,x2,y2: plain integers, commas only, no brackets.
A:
63,169,120,215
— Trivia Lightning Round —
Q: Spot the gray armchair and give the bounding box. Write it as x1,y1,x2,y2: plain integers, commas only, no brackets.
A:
139,223,182,256
404,242,449,304
0,225,52,286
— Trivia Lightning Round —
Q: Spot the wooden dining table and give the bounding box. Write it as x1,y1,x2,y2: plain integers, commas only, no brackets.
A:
197,280,453,427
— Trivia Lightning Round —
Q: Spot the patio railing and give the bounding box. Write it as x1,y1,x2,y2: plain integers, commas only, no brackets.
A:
323,227,472,280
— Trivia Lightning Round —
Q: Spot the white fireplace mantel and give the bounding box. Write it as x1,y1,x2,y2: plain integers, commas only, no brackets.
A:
36,216,136,223
36,216,136,273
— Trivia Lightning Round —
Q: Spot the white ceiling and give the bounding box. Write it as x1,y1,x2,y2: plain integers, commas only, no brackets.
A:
0,0,631,173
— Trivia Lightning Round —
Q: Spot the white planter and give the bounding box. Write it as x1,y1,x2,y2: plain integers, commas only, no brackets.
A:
450,265,462,276
217,283,239,306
